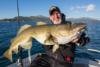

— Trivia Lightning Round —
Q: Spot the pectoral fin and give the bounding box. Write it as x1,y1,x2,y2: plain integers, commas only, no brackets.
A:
22,41,32,50
52,44,59,53
21,39,32,50
13,46,18,54
44,35,56,45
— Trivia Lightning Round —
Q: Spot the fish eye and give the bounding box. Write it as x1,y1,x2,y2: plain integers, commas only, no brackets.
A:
77,32,80,34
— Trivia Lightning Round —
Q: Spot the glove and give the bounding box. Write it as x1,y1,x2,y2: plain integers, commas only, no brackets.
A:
77,32,90,46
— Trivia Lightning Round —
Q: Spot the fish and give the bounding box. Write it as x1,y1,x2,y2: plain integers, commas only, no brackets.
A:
3,22,86,62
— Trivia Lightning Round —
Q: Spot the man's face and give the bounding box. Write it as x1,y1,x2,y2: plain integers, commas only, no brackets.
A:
50,11,62,24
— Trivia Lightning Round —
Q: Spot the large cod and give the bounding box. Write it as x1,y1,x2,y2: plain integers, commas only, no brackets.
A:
3,22,86,62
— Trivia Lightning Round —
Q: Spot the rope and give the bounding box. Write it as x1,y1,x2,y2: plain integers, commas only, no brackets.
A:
16,0,23,67
17,0,20,27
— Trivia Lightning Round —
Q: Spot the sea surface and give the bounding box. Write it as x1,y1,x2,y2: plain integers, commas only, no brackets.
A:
0,21,100,67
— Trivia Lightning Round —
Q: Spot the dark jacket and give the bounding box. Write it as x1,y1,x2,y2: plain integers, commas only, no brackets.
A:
44,43,76,67
30,43,76,67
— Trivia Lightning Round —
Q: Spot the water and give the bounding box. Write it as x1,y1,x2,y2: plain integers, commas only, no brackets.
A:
0,21,100,67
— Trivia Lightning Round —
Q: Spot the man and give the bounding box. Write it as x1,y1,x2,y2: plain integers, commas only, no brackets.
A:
47,6,76,67
30,6,89,67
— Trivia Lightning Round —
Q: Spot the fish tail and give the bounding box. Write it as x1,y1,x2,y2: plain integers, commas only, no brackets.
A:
3,49,13,62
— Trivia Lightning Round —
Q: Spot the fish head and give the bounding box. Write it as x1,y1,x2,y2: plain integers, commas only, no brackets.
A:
69,23,87,43
72,23,86,33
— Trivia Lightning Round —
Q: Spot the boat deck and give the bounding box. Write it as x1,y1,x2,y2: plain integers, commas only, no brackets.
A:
7,54,100,67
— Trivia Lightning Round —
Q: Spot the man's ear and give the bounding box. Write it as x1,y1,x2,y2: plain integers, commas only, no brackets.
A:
49,16,54,23
49,16,52,20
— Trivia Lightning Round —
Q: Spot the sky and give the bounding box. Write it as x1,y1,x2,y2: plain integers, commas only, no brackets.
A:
0,0,100,19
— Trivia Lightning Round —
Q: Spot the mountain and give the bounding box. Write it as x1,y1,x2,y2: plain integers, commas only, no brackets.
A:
0,16,100,23
0,16,50,23
67,17,100,23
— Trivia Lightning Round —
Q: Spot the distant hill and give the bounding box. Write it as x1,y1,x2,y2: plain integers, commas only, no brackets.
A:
0,16,100,23
0,16,50,23
67,17,100,23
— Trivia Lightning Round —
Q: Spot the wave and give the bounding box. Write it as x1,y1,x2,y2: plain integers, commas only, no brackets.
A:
87,49,100,53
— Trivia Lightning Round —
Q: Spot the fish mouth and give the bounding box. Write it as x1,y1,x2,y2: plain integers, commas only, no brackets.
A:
78,28,86,35
77,23,87,34
71,27,87,43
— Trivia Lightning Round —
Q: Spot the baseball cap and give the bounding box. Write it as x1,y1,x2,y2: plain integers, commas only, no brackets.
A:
49,6,61,15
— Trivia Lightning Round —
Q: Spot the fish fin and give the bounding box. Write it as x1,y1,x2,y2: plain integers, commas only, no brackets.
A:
36,21,46,25
3,49,13,62
52,44,59,53
21,40,32,50
44,39,54,45
44,35,55,45
13,47,18,54
17,24,32,35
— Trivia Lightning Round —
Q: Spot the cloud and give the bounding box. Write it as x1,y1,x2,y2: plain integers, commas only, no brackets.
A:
70,6,85,12
85,4,95,12
70,4,96,12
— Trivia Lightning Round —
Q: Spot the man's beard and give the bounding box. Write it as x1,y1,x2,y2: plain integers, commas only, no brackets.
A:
53,19,62,24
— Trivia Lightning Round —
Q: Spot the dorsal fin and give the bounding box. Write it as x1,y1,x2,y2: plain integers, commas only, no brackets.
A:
10,24,32,44
17,24,32,35
36,21,46,25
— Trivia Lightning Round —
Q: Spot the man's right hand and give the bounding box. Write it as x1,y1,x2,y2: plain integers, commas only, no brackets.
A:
77,32,90,46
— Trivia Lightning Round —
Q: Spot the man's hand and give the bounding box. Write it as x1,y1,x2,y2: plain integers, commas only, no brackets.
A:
70,32,90,46
76,32,90,46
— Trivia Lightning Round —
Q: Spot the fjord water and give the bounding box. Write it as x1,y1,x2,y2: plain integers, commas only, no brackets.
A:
0,21,100,66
